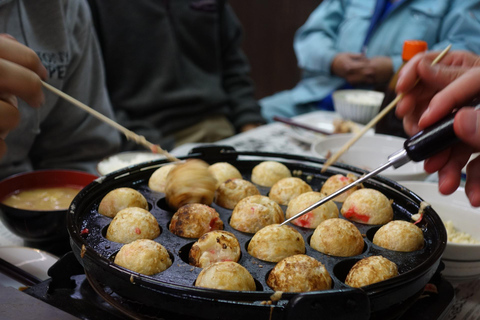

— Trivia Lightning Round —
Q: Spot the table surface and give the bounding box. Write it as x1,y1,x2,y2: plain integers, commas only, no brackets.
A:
1,111,479,320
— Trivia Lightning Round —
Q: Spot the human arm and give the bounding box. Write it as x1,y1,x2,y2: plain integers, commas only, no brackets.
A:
0,35,47,158
220,4,265,131
396,51,480,206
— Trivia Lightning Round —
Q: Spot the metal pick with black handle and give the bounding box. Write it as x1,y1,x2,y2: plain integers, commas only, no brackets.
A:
280,111,459,226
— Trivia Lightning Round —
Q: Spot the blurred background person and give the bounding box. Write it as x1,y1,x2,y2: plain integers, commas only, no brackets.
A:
260,0,480,123
87,0,265,151
0,0,121,180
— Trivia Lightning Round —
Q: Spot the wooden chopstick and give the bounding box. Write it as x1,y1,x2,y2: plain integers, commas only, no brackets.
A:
273,116,332,135
0,257,41,286
321,44,452,173
41,81,180,162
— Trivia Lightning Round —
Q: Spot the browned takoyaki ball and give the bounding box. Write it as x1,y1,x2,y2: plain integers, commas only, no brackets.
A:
320,173,361,202
148,164,177,193
98,187,149,218
230,195,284,233
106,207,160,244
341,188,393,225
164,159,216,210
310,218,364,257
207,162,242,189
251,161,291,187
114,239,172,275
285,192,338,229
345,256,398,288
247,224,305,262
169,203,223,238
267,254,332,292
215,178,260,209
269,177,313,206
195,261,256,291
373,220,424,252
189,230,241,268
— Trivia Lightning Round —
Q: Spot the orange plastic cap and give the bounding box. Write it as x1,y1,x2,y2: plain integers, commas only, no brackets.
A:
402,40,428,61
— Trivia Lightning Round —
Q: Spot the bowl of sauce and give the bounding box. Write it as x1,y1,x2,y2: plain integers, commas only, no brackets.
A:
0,170,97,247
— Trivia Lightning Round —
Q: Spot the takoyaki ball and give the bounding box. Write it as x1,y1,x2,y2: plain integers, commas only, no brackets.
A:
215,178,260,210
148,164,176,193
164,159,216,210
285,192,339,229
269,177,313,206
267,254,332,292
195,261,256,291
207,162,242,190
341,188,393,225
98,187,149,218
320,173,361,202
373,220,424,252
251,161,291,187
248,224,305,262
310,218,364,257
230,195,284,233
345,256,398,288
169,203,223,238
106,207,160,244
189,231,241,268
114,239,172,275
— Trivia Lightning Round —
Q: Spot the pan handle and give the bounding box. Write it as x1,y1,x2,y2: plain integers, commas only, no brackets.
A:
284,288,370,320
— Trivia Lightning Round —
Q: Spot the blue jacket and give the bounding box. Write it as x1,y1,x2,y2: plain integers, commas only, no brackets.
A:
290,0,480,104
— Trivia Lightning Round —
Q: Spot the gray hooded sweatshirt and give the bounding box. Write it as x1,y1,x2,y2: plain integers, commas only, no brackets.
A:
0,0,121,179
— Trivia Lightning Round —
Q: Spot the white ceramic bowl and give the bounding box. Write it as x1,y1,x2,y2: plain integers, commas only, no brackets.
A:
97,151,165,176
311,134,428,181
332,89,384,125
401,181,480,283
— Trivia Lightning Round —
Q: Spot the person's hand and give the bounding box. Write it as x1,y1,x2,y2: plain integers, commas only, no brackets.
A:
367,56,393,85
395,50,480,207
0,34,47,157
331,53,371,84
240,123,262,132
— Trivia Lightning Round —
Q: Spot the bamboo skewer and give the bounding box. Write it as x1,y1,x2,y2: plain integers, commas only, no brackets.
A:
321,44,452,173
41,81,180,162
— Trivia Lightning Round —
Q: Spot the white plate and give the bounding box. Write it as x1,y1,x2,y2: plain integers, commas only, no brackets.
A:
311,133,428,181
0,246,58,288
97,151,166,176
288,111,372,144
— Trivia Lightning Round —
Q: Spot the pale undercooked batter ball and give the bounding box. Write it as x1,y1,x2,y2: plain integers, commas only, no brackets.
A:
195,261,256,291
267,254,332,292
169,203,223,238
320,173,361,202
106,207,160,244
114,239,172,275
230,195,284,233
189,230,241,268
248,224,305,262
98,187,149,218
215,178,260,210
148,164,177,193
345,255,398,288
207,162,242,189
373,220,424,252
310,218,364,257
164,159,216,210
251,161,291,187
285,191,339,229
269,177,313,206
341,188,393,225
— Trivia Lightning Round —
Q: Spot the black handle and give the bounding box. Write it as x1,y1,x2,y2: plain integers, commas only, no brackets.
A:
404,112,459,162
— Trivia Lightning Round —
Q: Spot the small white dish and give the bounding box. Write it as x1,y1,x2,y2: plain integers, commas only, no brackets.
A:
0,246,58,284
97,151,166,176
400,181,480,282
288,111,373,144
311,133,428,181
